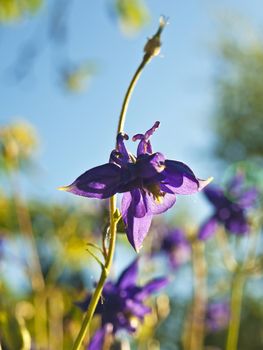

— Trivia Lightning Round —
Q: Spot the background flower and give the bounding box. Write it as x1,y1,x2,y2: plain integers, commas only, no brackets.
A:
199,174,257,240
160,228,191,268
77,259,167,347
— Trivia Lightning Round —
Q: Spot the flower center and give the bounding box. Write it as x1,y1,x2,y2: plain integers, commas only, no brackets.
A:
145,183,165,203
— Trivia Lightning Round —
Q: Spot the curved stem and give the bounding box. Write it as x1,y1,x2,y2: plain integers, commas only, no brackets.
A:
72,53,152,350
226,274,245,350
72,198,117,350
117,55,152,135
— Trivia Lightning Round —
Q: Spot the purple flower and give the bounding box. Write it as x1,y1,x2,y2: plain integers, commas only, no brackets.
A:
205,301,230,333
199,174,258,240
77,259,167,349
61,122,211,251
87,324,113,350
161,228,191,268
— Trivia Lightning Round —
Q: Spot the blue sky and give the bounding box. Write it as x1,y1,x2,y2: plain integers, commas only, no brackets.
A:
1,0,262,213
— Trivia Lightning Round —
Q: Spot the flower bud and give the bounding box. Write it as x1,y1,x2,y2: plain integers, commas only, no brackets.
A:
143,16,168,58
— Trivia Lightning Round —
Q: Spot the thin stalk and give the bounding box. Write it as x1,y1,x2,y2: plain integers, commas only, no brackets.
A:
72,50,152,350
226,274,245,350
11,173,45,292
216,228,237,272
186,241,207,350
116,55,152,136
10,172,47,348
243,213,263,269
48,288,64,350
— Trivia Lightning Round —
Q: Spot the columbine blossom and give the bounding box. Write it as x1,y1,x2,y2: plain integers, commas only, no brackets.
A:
61,122,211,251
205,301,230,333
160,228,191,268
199,174,258,240
77,259,167,349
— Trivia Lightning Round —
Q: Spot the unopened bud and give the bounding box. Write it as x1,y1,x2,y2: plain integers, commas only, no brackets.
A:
143,16,168,58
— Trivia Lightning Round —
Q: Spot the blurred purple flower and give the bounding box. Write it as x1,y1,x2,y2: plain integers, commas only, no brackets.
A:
61,122,211,251
205,301,230,333
77,259,167,349
161,228,191,268
199,174,258,240
87,324,113,350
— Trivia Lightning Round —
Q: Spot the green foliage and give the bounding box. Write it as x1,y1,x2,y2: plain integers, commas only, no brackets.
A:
0,121,38,172
115,0,150,34
0,0,42,22
214,30,263,163
63,61,98,93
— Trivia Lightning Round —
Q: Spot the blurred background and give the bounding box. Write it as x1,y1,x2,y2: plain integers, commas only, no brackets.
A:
1,1,263,349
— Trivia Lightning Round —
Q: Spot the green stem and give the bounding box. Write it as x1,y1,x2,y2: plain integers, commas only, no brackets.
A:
216,228,237,272
186,241,207,350
11,173,45,292
10,172,47,348
72,52,152,350
116,55,152,135
226,274,245,350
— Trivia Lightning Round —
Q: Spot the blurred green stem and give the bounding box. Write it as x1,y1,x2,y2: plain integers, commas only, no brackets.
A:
226,273,245,350
11,173,45,292
10,172,47,349
116,54,152,136
48,288,64,350
216,228,237,272
72,44,152,350
185,241,207,350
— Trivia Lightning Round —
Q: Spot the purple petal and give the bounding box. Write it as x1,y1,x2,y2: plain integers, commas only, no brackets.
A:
206,302,230,332
163,160,203,194
132,121,160,155
87,328,105,350
125,299,151,318
116,259,139,290
237,188,258,208
198,217,218,240
145,192,176,215
121,190,153,251
113,133,130,165
144,121,160,140
60,163,123,199
136,152,166,179
168,244,191,268
225,214,248,235
115,314,135,333
87,324,113,350
136,277,168,300
159,182,176,194
125,188,148,218
203,185,226,208
162,229,187,247
227,173,244,195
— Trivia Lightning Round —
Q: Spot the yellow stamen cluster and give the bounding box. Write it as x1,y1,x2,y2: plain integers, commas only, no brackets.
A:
145,183,165,203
